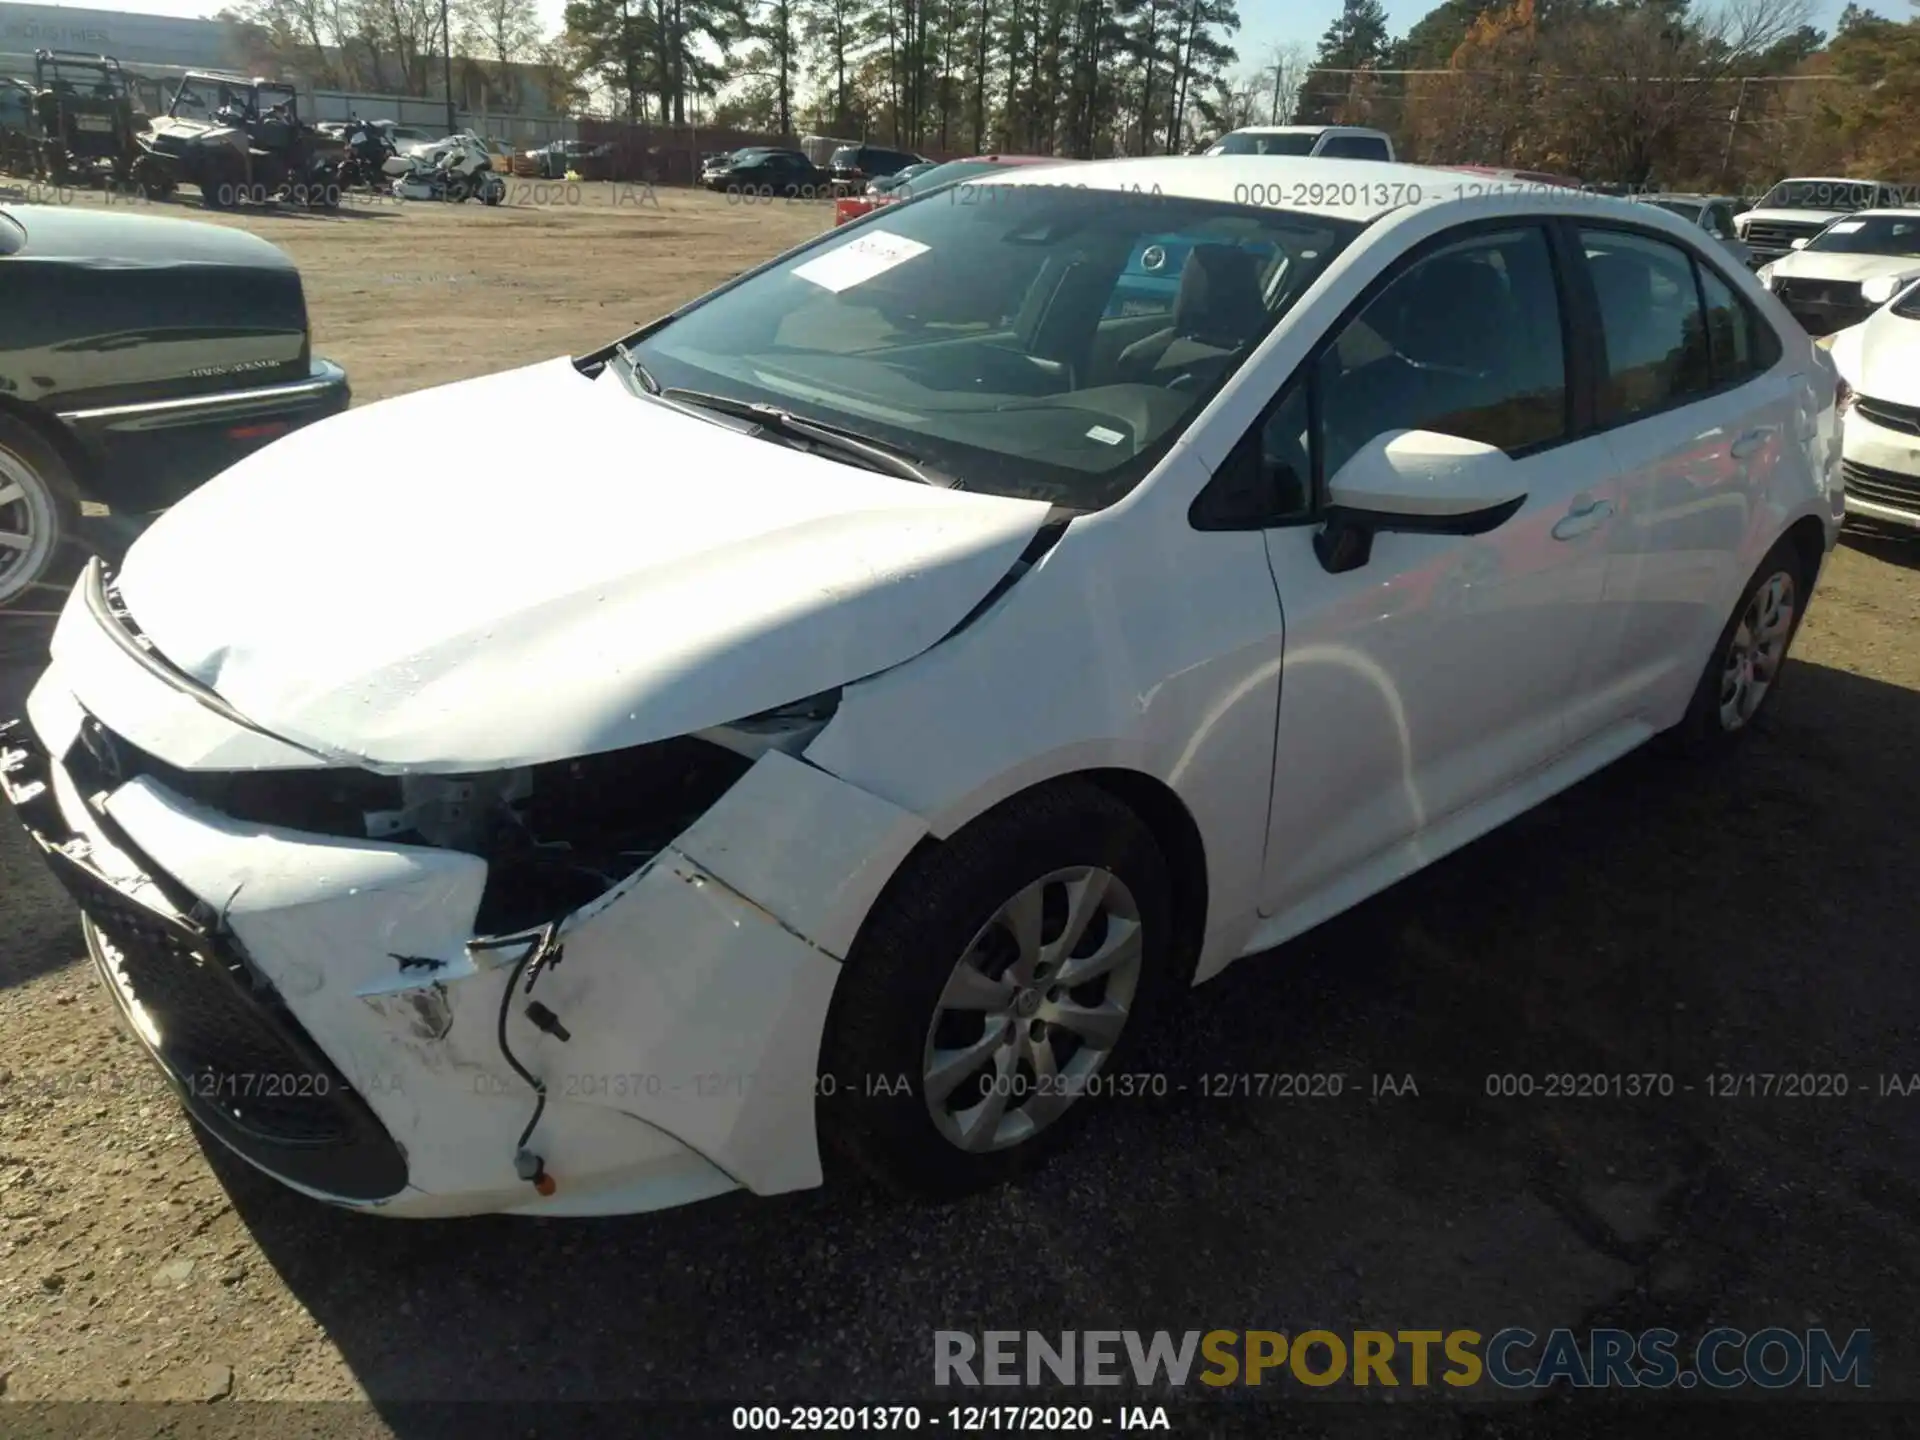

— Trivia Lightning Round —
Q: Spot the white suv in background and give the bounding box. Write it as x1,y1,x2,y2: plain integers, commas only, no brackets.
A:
1204,125,1395,161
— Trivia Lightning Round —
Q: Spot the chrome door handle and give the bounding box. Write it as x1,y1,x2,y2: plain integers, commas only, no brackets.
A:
1730,429,1772,459
1551,498,1613,541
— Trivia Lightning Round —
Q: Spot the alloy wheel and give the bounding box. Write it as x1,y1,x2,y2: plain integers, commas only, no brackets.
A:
0,445,56,608
922,866,1143,1153
1719,568,1796,731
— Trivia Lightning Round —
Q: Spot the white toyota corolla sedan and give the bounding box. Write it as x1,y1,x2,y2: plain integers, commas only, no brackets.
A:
2,158,1845,1219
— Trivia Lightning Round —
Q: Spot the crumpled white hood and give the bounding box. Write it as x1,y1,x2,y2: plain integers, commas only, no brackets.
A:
1766,251,1920,286
113,357,1053,771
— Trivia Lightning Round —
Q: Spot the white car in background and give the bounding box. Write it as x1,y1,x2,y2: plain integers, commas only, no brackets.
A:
1735,176,1905,265
1,159,1842,1221
1756,209,1920,336
1204,125,1394,161
1825,276,1920,529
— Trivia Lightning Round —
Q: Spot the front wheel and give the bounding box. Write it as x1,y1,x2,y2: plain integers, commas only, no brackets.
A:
1669,536,1811,754
0,416,87,612
818,779,1175,1199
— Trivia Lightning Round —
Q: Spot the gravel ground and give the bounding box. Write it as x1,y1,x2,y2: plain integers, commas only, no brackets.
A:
0,182,1917,1436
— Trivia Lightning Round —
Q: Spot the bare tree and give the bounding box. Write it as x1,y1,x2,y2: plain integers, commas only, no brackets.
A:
1257,38,1307,122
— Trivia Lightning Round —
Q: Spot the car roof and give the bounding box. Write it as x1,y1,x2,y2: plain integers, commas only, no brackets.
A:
1220,124,1384,136
957,153,1074,164
981,155,1722,229
1765,176,1891,187
1832,208,1920,219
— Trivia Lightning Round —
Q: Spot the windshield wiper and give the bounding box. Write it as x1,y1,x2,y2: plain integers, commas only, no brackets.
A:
659,387,958,487
608,341,661,395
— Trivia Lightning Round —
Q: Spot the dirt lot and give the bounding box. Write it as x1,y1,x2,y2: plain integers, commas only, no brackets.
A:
2,183,1920,1435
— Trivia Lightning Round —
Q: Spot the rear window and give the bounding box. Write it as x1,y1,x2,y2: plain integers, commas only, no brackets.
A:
1215,131,1320,157
831,147,859,167
1316,134,1389,160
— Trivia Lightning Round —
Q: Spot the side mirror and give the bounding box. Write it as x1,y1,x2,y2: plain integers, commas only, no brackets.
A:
1314,430,1528,574
1790,237,1809,251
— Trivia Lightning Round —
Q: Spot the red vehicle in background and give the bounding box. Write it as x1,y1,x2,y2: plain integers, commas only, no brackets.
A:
832,154,1077,225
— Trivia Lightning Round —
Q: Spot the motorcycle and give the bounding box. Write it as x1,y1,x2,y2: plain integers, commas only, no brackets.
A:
385,131,505,204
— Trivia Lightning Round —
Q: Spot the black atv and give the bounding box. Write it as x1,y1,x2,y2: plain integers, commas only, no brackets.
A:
136,73,344,210
29,50,143,187
336,116,398,192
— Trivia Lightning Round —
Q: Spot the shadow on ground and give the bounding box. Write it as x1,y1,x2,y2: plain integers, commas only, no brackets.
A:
181,655,1920,1427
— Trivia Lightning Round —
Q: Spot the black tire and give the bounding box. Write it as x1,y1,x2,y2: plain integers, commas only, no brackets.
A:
818,778,1175,1199
1667,536,1812,756
0,414,88,613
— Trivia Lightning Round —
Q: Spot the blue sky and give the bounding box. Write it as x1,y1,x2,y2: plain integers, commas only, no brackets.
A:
43,0,1862,83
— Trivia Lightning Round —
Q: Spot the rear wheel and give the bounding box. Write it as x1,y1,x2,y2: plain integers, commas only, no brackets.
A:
0,416,86,613
819,779,1175,1199
1669,537,1811,754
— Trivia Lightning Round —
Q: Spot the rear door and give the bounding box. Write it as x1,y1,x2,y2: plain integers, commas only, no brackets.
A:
1567,223,1798,739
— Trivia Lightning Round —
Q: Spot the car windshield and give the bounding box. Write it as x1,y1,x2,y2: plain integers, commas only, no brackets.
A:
1647,199,1702,221
1758,180,1887,212
629,183,1362,509
1213,131,1319,156
170,80,246,119
1806,215,1920,257
1892,280,1920,320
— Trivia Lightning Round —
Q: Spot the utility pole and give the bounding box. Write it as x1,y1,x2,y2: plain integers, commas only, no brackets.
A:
1718,74,1749,192
442,0,456,134
620,0,636,121
1269,59,1283,123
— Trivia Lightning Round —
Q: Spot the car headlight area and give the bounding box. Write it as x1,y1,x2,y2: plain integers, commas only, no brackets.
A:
1,632,929,1219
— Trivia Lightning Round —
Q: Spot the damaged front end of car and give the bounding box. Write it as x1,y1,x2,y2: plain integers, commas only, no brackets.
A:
3,618,927,1216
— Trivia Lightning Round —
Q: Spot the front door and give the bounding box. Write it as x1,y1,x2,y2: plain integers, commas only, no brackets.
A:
1254,222,1624,929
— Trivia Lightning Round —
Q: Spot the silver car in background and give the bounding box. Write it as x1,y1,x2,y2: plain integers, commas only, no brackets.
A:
1637,193,1755,268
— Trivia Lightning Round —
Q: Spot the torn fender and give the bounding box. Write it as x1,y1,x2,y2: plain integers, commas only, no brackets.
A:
503,749,928,1194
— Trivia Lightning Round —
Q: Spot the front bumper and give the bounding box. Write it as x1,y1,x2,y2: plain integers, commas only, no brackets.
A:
57,357,351,515
1,601,927,1216
1841,405,1920,530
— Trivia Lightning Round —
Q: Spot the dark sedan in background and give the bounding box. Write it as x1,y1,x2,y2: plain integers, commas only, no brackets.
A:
0,204,349,611
827,142,925,191
701,147,831,196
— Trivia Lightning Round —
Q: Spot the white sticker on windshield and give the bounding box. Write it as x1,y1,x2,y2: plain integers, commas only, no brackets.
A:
792,231,931,293
1086,425,1126,445
1827,220,1865,233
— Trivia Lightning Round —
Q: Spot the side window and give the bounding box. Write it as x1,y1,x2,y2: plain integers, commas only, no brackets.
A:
1316,226,1568,482
1697,262,1780,381
1318,134,1390,160
1256,382,1313,521
1577,228,1713,421
1705,204,1734,239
